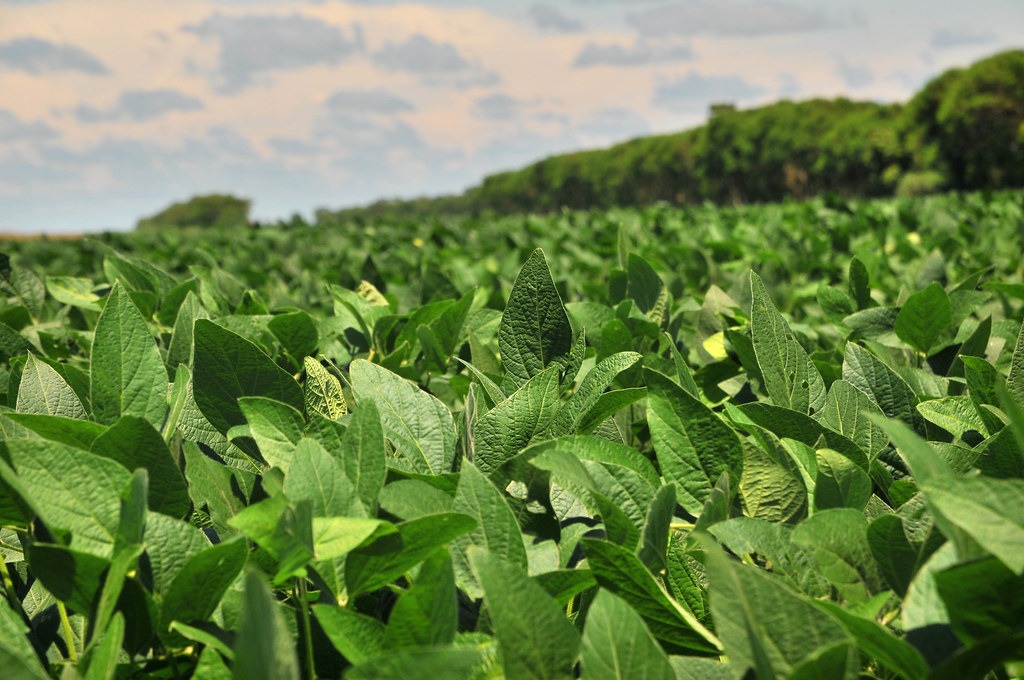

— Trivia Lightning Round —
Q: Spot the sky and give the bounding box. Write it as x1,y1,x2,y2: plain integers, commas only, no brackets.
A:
1,1,1021,233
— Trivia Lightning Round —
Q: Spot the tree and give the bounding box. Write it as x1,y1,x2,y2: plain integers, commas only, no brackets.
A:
136,194,252,230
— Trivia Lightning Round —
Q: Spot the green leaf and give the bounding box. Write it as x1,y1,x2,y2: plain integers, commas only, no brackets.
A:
792,509,883,603
167,291,207,373
237,396,304,471
645,369,743,515
0,598,49,680
378,479,453,520
160,538,248,642
1,439,129,557
739,402,867,469
345,512,477,597
312,517,389,560
16,354,87,419
338,400,387,514
82,612,124,680
739,438,809,524
451,462,529,599
312,605,385,665
1007,320,1024,406
895,282,951,354
349,359,455,475
470,548,580,680
4,413,106,450
229,495,313,583
700,535,852,679
232,570,299,680
383,549,457,649
580,589,675,680
285,438,359,517
473,366,560,476
498,249,573,389
750,272,826,416
91,281,168,427
346,648,485,680
921,476,1024,574
554,351,640,434
268,310,318,363
934,555,1024,645
144,512,212,595
917,396,989,438
867,512,941,597
820,379,887,460
709,517,829,597
90,416,190,518
638,484,676,575
303,357,347,420
581,539,720,656
814,599,928,680
843,343,922,432
192,319,303,435
814,449,872,512
46,275,102,311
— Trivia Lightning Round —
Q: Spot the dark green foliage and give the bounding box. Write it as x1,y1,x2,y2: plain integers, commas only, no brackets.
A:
136,193,251,230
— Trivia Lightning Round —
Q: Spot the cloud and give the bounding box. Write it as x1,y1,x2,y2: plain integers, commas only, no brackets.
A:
835,60,874,89
576,107,648,143
0,109,60,143
652,72,764,110
182,13,361,93
73,89,204,123
372,33,470,74
473,93,521,121
627,1,851,38
573,40,693,68
324,88,414,115
0,37,108,75
528,4,584,33
930,27,996,49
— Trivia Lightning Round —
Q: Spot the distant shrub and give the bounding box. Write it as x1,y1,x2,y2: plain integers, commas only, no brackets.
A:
136,194,251,230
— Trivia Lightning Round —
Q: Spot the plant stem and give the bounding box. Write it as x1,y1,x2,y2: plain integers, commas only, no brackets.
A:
57,601,78,662
296,578,314,680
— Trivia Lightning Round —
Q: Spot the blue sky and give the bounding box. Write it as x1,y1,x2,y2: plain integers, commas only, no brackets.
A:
1,0,1021,233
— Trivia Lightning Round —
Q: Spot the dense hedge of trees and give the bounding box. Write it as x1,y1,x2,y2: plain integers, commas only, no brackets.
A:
136,194,251,231
146,51,1023,228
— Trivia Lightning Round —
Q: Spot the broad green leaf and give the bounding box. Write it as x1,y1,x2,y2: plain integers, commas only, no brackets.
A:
182,441,249,538
645,369,743,515
700,535,852,679
473,366,560,476
346,648,485,680
740,439,808,524
312,517,389,560
378,479,453,519
192,319,303,435
4,413,106,449
844,343,922,432
144,513,212,595
452,462,529,599
313,605,385,664
470,548,580,680
16,354,87,419
160,538,248,642
554,351,640,434
303,356,346,420
268,310,318,363
236,396,304,470
849,258,871,310
91,281,168,427
577,387,647,434
814,600,928,680
709,517,829,597
383,549,457,649
349,359,455,475
750,272,826,416
1,440,129,557
934,555,1024,645
232,570,299,680
581,539,720,656
792,509,883,603
91,416,190,518
285,438,359,517
498,249,573,389
895,282,951,354
345,512,477,597
23,541,107,613
820,379,887,460
337,400,387,514
193,646,232,679
917,396,989,438
580,589,675,680
637,484,676,575
228,495,313,583
1007,320,1024,406
167,290,206,373
739,402,867,469
921,476,1024,574
866,512,942,597
0,598,49,680
814,449,872,512
46,275,102,311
